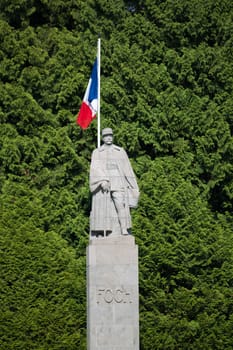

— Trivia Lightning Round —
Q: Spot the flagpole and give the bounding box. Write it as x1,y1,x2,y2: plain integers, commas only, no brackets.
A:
97,37,101,148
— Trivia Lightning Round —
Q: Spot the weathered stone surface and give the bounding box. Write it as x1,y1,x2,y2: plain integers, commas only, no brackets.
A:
89,128,140,237
87,236,139,350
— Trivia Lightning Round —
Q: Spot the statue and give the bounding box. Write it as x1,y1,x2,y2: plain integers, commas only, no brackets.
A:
89,128,139,237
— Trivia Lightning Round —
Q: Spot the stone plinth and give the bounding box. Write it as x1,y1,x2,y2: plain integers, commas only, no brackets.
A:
87,235,139,350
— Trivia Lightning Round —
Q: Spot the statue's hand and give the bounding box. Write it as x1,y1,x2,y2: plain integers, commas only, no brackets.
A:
101,181,110,192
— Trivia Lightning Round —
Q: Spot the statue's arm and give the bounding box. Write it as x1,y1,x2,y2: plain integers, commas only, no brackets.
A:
90,150,109,193
121,149,139,191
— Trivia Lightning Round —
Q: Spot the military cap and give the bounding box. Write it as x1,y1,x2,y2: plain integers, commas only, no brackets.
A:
102,128,113,136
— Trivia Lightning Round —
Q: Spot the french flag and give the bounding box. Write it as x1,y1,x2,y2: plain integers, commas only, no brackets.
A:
76,59,98,129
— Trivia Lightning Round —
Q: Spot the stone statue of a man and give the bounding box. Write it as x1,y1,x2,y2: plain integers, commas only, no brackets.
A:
89,128,139,237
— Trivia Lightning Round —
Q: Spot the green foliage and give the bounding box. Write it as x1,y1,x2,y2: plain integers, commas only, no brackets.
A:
0,0,233,348
0,188,86,349
134,157,233,349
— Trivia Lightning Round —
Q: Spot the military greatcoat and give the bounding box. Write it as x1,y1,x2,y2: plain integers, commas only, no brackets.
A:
89,143,139,236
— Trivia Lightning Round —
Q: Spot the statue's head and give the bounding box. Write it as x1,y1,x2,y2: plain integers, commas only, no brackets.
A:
102,128,113,145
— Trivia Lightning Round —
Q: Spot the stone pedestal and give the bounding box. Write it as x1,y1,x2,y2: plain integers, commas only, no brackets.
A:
87,235,139,350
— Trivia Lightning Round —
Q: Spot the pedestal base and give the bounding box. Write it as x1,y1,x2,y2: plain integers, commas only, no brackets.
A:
87,236,139,350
